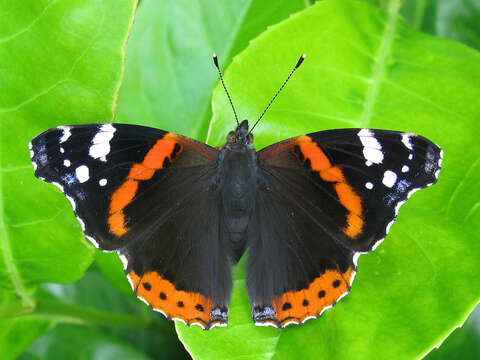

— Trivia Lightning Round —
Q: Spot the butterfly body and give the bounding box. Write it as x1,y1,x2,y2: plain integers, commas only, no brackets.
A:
217,120,258,262
29,121,442,329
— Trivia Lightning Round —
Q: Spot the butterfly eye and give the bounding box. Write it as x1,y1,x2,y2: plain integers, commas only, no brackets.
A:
227,131,235,142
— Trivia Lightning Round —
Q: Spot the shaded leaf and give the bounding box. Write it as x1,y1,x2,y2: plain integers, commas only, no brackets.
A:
426,305,480,359
95,252,132,296
0,291,53,360
401,0,480,51
19,324,152,360
177,0,480,359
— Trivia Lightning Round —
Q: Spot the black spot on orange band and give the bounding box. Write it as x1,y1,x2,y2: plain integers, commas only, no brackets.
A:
127,269,226,329
256,267,355,328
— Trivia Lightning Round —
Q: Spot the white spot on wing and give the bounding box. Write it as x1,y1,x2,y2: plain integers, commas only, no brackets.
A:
99,178,107,186
382,170,397,188
32,162,38,171
401,134,413,150
60,147,65,153
58,126,72,143
408,153,413,160
30,150,34,158
63,159,71,167
365,182,374,190
75,165,89,183
401,165,409,173
89,124,116,162
358,129,383,165
28,141,33,150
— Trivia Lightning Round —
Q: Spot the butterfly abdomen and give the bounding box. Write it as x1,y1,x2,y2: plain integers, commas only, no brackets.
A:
218,144,259,263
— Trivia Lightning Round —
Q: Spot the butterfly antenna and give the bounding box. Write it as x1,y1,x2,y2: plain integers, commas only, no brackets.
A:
249,54,306,134
213,53,239,126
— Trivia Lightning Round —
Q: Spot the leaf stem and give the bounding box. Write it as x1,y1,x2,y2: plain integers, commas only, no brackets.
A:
0,298,173,336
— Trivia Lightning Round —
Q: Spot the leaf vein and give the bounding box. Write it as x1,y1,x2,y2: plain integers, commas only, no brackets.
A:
359,2,400,127
0,0,58,44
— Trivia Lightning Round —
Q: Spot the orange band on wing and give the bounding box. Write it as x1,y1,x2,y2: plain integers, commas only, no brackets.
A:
108,133,183,236
127,270,225,329
271,267,355,327
295,136,363,238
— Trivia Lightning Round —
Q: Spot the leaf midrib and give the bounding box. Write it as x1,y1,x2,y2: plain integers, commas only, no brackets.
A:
359,0,400,128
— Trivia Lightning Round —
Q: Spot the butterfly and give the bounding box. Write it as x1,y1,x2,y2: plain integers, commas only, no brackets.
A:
29,54,443,329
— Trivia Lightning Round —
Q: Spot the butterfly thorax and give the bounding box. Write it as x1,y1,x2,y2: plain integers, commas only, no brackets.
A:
219,120,258,262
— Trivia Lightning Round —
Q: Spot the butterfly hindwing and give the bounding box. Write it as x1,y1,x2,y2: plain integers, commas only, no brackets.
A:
247,128,442,327
30,123,231,329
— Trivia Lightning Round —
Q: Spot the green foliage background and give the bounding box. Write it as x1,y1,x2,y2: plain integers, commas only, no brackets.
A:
0,0,479,359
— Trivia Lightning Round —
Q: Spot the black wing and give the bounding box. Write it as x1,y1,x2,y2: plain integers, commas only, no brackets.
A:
247,128,442,327
30,124,231,329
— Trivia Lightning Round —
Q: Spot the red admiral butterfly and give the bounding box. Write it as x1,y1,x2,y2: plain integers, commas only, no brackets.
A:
29,54,442,329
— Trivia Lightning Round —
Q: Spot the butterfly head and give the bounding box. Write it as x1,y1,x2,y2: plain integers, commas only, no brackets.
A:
227,119,253,146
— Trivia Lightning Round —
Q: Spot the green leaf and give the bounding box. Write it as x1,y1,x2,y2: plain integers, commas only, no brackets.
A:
115,0,307,138
401,0,480,51
0,0,138,357
0,291,53,360
95,252,133,296
19,324,152,360
177,0,480,359
426,305,480,359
